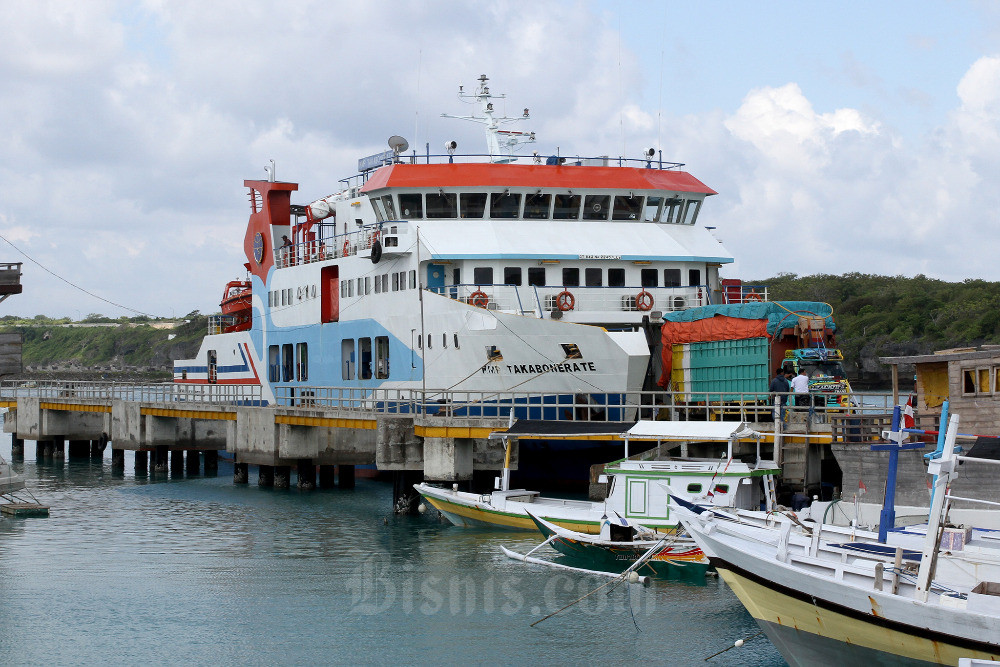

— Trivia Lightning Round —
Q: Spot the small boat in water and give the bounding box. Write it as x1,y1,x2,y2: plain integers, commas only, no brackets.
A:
677,411,1000,666
526,510,709,578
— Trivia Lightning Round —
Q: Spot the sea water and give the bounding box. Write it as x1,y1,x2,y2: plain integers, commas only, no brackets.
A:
0,437,785,666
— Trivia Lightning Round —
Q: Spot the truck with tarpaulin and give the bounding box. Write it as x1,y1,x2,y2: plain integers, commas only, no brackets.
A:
657,301,853,413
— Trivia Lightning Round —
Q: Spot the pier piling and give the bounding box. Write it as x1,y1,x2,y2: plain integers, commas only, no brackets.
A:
170,449,184,475
258,465,274,487
297,459,315,490
11,437,23,457
339,464,355,489
274,466,290,489
392,471,421,514
111,448,125,469
233,462,248,484
52,436,65,459
318,465,336,488
153,446,168,473
135,450,148,474
68,440,89,458
185,450,200,475
203,450,218,474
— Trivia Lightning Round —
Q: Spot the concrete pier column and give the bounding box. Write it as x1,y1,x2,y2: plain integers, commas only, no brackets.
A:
297,459,315,490
38,440,53,458
203,450,218,474
153,446,169,473
11,437,23,457
319,465,336,488
258,465,274,487
170,449,184,475
68,440,89,458
91,437,108,458
52,436,65,459
392,471,422,514
339,464,356,489
186,450,201,475
135,450,148,474
273,465,290,490
233,462,249,484
111,448,125,469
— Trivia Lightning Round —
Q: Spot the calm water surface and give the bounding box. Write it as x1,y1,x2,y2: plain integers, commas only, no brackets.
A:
0,437,785,666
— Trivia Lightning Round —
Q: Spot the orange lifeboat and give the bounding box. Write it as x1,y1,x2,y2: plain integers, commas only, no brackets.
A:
220,280,252,332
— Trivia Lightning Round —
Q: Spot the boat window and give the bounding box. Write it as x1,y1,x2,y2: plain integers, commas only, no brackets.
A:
562,267,580,286
688,269,701,287
641,269,658,287
714,484,729,494
341,339,355,380
296,343,308,381
374,276,380,294
453,333,460,349
552,194,581,219
425,192,457,218
365,276,371,294
583,195,610,220
473,267,493,285
682,199,701,225
528,267,545,287
409,270,416,289
585,268,602,287
370,198,386,222
504,267,522,286
644,196,663,222
282,344,293,382
392,272,399,291
375,336,389,379
612,195,643,220
460,193,487,218
608,268,624,287
523,193,551,219
660,197,682,223
383,274,390,292
686,483,702,493
399,193,423,219
268,345,280,383
359,337,372,380
664,269,681,288
426,334,432,349
490,192,521,219
380,195,396,220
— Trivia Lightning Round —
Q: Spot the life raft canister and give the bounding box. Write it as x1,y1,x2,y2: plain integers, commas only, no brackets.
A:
636,290,654,311
556,290,575,311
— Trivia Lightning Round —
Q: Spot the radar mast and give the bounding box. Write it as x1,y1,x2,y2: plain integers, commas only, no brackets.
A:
441,74,535,163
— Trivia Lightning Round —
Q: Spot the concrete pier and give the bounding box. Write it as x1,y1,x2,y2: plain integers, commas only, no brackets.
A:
339,464,355,489
135,450,148,474
153,446,168,473
91,437,107,458
274,465,290,490
185,450,200,475
170,449,184,475
11,437,23,457
319,465,336,488
204,450,218,474
297,459,315,490
234,462,249,484
111,448,125,469
52,436,65,459
392,471,422,514
258,465,274,487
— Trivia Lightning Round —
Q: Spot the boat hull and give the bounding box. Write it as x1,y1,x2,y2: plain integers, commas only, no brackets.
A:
714,559,1000,666
420,491,602,532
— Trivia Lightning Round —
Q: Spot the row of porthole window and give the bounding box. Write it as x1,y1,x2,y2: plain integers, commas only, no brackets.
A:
416,332,461,350
340,270,417,298
467,266,702,289
269,285,316,308
370,192,701,224
687,482,728,494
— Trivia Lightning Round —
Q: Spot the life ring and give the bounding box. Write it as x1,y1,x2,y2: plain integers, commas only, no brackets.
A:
747,292,762,302
343,240,349,256
470,290,489,308
556,290,575,311
636,290,654,311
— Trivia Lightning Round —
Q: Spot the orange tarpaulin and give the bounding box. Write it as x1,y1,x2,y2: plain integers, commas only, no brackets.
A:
658,315,770,389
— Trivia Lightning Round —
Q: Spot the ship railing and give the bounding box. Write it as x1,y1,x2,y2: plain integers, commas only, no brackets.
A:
269,386,898,425
207,315,239,335
0,380,263,405
429,284,712,315
273,228,384,268
720,285,769,304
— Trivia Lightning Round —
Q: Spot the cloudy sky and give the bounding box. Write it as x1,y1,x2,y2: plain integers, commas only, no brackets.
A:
2,0,1000,318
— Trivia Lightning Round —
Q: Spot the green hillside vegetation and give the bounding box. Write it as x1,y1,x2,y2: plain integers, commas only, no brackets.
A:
756,273,1000,383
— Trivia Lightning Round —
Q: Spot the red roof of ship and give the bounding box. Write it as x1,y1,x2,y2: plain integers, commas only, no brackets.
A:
359,163,716,195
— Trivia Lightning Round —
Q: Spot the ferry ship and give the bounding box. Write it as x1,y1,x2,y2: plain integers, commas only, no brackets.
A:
174,76,732,420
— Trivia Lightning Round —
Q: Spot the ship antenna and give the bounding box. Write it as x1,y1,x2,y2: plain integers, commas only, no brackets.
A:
441,74,535,163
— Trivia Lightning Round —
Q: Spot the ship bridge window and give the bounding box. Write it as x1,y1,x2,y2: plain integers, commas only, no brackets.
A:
504,267,522,286
664,269,681,287
641,269,658,287
460,193,487,218
473,267,493,285
528,267,546,286
585,268,602,287
380,195,396,220
608,268,624,287
660,197,682,224
612,195,643,220
426,192,457,219
562,267,580,286
371,198,386,222
523,193,551,219
644,196,663,221
682,199,701,225
583,195,610,220
399,193,423,219
553,194,581,219
490,192,521,219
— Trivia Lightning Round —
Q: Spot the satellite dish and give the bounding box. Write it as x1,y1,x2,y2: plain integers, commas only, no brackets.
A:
388,135,409,155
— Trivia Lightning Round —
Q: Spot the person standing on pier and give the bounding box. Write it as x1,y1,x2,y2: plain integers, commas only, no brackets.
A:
791,367,810,406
